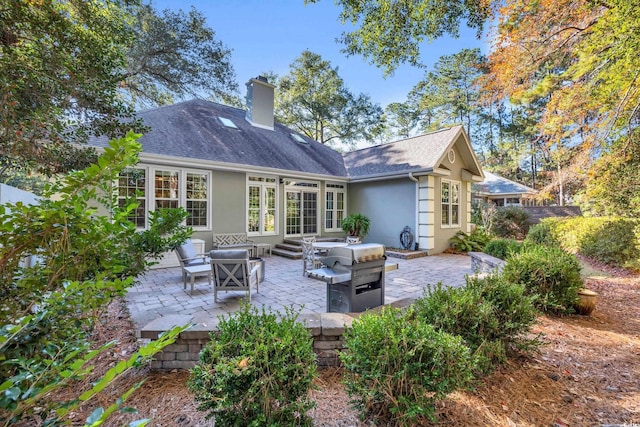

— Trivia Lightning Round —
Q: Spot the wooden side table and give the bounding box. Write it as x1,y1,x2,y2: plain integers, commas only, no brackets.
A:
253,243,272,257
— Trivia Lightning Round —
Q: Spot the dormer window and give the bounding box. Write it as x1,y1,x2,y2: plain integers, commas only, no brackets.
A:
218,117,238,129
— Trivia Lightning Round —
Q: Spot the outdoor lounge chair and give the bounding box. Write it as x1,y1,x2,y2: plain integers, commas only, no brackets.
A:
175,239,212,292
210,249,260,302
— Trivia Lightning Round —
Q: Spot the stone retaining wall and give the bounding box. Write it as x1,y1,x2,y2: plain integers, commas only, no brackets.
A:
469,251,506,274
143,300,416,370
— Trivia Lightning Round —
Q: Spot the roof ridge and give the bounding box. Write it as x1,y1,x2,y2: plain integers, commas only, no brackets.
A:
137,98,246,115
343,125,461,155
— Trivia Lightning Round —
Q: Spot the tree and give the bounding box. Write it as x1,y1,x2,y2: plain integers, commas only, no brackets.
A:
0,1,237,181
305,0,492,76
408,48,488,148
0,0,138,180
0,133,191,425
123,5,238,108
488,0,640,208
275,50,384,147
383,102,420,140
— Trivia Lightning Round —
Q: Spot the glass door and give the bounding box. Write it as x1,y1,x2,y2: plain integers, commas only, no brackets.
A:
285,187,318,236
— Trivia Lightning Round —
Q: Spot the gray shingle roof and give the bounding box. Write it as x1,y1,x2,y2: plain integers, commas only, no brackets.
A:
472,171,537,195
343,126,463,179
92,99,347,177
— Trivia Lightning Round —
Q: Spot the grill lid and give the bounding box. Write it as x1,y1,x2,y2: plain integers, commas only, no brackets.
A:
325,243,386,264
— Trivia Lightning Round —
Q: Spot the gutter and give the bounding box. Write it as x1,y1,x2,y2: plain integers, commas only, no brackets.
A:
349,168,435,183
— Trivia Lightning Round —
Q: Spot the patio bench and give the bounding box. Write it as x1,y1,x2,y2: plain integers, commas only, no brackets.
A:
212,233,255,256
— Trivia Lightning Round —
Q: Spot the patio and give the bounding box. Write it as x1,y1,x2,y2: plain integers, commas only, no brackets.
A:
127,253,474,334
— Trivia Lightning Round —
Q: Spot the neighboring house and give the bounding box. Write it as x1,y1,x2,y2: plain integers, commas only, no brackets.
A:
91,76,484,255
471,171,537,207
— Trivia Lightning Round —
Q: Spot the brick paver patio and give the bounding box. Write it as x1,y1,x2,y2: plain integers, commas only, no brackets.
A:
127,253,473,334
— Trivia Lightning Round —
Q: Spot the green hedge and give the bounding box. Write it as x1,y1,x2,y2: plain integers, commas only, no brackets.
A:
539,217,640,271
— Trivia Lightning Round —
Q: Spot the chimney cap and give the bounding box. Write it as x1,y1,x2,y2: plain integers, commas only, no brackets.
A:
256,75,269,83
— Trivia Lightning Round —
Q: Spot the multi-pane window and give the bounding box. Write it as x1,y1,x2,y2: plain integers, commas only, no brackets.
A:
325,184,346,231
441,180,460,227
186,173,208,227
154,170,179,209
118,168,147,227
247,176,277,235
117,166,210,229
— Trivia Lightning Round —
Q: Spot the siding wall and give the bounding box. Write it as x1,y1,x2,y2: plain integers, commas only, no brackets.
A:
348,178,416,248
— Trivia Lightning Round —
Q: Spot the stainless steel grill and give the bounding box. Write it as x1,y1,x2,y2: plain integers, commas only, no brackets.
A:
307,243,386,313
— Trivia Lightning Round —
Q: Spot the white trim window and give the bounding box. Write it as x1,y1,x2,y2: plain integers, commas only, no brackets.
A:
154,169,179,209
186,172,209,227
325,183,346,232
118,167,147,228
441,180,460,227
116,166,211,230
247,176,278,236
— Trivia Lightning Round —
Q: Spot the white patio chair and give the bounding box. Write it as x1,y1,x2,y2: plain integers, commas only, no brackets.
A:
301,240,324,276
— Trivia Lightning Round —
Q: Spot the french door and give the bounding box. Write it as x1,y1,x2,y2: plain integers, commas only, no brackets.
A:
285,188,319,236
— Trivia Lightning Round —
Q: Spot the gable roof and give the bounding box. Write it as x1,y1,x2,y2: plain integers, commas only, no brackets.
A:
342,126,483,181
91,99,348,178
89,102,488,183
472,171,537,196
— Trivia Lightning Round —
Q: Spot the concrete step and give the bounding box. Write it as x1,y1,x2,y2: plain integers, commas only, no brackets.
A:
272,248,303,260
275,242,302,252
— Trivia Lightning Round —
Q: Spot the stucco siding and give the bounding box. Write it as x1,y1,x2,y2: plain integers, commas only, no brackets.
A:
348,178,416,248
433,144,471,253
208,170,247,240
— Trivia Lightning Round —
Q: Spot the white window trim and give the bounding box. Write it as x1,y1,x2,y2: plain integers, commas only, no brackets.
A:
246,175,279,237
183,168,212,230
284,179,320,238
117,166,150,229
324,183,347,233
116,165,212,231
441,179,461,229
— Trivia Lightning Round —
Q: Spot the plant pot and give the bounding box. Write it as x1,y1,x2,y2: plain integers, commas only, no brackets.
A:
575,289,597,315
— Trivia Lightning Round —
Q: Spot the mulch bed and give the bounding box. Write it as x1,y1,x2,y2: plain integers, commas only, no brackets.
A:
52,257,639,426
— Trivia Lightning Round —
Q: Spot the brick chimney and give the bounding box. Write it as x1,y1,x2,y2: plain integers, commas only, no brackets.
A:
245,76,275,130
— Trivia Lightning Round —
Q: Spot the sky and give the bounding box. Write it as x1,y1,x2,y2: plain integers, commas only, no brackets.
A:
151,0,488,108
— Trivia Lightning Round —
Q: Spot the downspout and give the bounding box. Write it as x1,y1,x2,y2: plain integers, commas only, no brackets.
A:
408,173,419,250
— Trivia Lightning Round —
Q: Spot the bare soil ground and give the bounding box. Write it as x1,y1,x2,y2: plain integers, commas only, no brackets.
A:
63,256,639,426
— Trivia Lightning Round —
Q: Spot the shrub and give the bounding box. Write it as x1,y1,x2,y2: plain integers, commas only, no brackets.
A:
541,217,640,271
484,238,522,260
340,307,473,426
0,134,189,426
449,228,491,253
502,245,583,313
412,277,537,374
188,305,318,426
472,201,497,232
525,222,559,247
493,206,531,239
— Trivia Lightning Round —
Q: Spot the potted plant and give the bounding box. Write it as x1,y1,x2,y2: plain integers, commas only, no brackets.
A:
341,213,371,238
